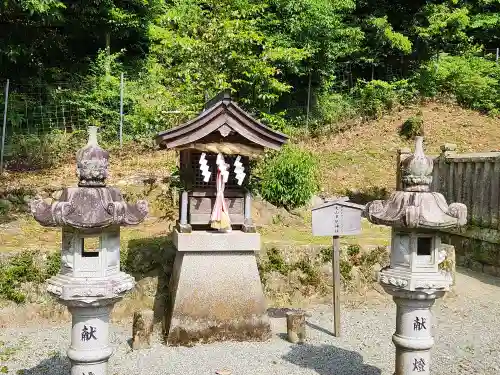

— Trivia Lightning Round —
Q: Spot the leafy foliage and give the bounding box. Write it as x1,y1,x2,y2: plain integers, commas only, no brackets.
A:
356,79,417,119
0,250,60,303
7,130,86,171
256,145,319,209
417,54,500,114
400,113,424,139
2,0,500,171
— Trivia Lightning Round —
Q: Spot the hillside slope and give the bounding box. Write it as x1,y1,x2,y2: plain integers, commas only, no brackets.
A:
1,101,499,311
298,101,500,196
3,101,499,199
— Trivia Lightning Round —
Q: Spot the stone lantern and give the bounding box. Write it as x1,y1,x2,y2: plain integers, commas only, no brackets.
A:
30,126,148,375
364,136,467,375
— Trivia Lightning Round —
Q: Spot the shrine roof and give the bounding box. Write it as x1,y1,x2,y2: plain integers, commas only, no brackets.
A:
155,90,288,151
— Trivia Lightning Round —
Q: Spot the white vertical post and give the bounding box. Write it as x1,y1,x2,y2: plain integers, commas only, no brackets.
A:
306,71,312,128
496,48,499,64
244,191,252,222
119,72,124,148
67,305,114,375
0,79,10,175
393,297,437,375
332,235,341,337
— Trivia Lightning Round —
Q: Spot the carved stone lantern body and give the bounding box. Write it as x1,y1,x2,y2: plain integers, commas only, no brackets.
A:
364,136,467,375
31,126,148,375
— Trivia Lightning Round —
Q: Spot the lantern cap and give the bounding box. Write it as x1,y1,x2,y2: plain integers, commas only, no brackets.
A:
363,137,467,230
401,136,434,192
30,127,148,229
76,126,110,187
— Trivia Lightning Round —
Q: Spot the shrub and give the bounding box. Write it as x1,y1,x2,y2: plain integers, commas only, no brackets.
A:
0,200,11,216
0,250,61,303
417,54,500,114
316,92,358,129
400,114,424,139
357,80,398,119
293,258,321,287
256,145,319,209
346,244,361,258
339,259,353,281
260,247,289,275
0,251,43,303
6,129,86,170
356,79,417,119
259,111,288,132
319,246,333,263
360,245,390,267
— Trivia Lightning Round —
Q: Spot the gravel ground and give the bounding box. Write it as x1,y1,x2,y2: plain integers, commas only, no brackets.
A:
1,269,500,375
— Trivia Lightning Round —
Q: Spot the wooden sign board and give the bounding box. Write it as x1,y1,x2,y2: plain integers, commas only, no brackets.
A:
312,199,364,237
310,197,365,338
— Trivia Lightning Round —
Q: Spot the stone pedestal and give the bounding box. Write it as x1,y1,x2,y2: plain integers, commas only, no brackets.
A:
163,230,271,346
67,304,114,375
390,291,444,375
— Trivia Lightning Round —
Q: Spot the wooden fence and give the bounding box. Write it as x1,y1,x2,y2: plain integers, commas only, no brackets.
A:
396,144,500,276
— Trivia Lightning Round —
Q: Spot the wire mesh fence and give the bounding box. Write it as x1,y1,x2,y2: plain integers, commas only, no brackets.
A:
3,82,87,137
1,48,498,172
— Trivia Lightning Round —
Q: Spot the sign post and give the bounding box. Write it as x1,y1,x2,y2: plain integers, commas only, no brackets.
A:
332,235,341,336
312,197,364,337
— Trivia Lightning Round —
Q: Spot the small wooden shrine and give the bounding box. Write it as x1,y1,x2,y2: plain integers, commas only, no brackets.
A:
155,91,288,346
156,90,288,233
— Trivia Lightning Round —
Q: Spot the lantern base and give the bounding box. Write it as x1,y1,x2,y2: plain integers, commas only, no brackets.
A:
164,230,271,346
378,267,452,294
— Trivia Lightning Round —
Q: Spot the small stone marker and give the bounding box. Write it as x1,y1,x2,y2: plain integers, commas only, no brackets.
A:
286,310,306,344
132,310,154,350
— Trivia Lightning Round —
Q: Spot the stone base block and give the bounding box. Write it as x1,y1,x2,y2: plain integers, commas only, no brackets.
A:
132,310,154,350
164,235,271,346
167,314,271,346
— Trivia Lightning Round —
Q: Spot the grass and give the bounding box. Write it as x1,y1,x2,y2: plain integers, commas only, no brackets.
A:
261,213,390,249
0,215,172,254
0,144,176,198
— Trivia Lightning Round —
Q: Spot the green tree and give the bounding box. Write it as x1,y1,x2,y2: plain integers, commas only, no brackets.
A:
149,0,310,112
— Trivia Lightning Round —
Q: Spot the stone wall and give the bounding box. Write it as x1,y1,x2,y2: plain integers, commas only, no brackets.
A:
397,144,500,277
